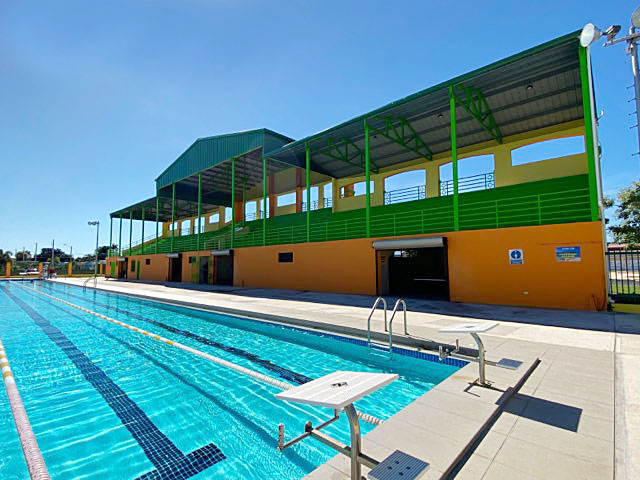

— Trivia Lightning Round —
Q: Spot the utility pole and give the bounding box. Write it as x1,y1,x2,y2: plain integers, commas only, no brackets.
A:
582,6,640,155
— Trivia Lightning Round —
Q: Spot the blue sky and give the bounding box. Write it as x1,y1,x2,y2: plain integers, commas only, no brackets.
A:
0,0,637,256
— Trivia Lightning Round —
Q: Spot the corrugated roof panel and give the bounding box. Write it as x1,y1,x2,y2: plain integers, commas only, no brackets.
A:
155,129,293,190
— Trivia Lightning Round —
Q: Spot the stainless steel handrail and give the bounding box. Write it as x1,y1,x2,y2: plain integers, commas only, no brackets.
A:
82,275,96,291
387,299,408,359
367,297,387,349
387,299,408,335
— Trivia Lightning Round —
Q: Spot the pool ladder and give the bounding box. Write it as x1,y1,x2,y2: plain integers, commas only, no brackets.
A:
366,297,408,359
83,275,97,292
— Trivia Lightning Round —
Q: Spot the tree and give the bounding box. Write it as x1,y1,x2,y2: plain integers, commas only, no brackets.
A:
35,248,70,262
15,251,32,261
607,181,640,247
74,245,118,262
0,250,12,263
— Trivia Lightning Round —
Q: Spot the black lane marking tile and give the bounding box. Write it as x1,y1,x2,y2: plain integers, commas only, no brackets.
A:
49,284,313,385
1,286,226,480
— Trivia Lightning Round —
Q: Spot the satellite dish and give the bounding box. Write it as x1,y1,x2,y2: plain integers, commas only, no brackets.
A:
632,6,640,28
580,23,602,47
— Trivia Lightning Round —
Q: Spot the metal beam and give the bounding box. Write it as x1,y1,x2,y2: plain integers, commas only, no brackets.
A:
119,214,122,256
263,153,267,246
368,115,433,160
579,46,600,222
171,183,176,253
451,83,503,144
109,216,113,258
449,85,460,231
155,196,159,254
231,157,236,248
141,207,145,255
364,121,371,238
305,143,311,242
315,137,379,174
197,173,202,251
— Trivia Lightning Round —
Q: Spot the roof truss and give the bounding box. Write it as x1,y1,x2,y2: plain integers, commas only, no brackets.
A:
367,115,433,161
451,83,503,144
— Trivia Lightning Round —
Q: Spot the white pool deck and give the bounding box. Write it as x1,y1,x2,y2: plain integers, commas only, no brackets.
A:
50,278,640,480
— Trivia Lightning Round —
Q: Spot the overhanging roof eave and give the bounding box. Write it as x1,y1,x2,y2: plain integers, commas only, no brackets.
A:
264,29,581,171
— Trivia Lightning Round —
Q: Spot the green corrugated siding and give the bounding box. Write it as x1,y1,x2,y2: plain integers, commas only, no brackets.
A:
155,129,292,190
119,175,591,256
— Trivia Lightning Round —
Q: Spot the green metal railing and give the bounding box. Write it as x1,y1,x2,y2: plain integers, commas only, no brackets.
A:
115,176,592,257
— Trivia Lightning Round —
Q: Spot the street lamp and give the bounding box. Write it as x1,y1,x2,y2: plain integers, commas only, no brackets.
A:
581,6,640,155
88,221,100,284
63,243,73,260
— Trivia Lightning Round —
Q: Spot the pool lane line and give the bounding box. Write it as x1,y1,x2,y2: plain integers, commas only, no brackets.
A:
20,283,384,426
1,285,226,479
0,339,51,480
43,283,313,385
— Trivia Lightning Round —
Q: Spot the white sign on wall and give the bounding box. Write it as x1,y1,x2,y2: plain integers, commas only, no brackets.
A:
509,249,524,265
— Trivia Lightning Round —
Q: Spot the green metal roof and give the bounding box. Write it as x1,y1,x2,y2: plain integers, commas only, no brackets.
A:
266,30,584,179
155,128,294,190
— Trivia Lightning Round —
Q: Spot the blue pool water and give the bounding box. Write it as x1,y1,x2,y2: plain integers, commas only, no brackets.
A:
0,281,461,479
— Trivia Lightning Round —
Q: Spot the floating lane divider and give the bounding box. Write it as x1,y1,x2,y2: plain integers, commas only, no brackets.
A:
20,285,383,426
0,339,51,480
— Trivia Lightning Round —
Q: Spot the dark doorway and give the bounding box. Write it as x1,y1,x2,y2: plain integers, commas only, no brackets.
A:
387,247,449,299
215,255,233,285
199,257,209,284
169,256,182,282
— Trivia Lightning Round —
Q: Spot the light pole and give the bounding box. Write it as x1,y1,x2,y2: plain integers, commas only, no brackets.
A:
88,221,100,283
63,244,73,260
581,6,640,155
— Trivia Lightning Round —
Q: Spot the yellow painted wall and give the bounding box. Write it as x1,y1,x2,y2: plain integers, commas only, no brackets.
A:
234,221,606,311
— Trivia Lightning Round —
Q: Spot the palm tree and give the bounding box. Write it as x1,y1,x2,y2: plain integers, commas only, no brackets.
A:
0,249,12,263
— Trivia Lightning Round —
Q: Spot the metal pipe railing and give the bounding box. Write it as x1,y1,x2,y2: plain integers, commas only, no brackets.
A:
367,297,387,349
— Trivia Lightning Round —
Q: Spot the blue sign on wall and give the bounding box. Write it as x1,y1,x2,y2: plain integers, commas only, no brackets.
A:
556,246,581,262
509,249,524,265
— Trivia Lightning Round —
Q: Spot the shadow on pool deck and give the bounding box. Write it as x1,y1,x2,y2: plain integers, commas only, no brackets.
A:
105,278,640,334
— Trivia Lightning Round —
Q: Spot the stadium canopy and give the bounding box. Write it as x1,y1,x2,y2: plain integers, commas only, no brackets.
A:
266,30,584,178
110,129,295,220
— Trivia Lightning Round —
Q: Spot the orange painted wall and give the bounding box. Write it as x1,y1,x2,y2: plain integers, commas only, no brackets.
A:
446,222,606,311
234,239,376,295
127,254,169,282
234,221,606,311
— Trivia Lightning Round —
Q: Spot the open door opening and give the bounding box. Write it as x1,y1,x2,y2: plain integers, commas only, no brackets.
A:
375,237,449,300
168,254,182,282
213,251,233,286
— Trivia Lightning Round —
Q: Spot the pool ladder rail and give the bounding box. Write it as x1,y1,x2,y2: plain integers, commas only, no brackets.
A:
82,275,97,292
366,297,409,359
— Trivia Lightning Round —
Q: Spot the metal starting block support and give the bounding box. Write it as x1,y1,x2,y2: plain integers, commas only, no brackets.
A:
276,371,432,480
438,322,522,386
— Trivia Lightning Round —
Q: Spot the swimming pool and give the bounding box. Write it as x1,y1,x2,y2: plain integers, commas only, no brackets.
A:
0,280,462,479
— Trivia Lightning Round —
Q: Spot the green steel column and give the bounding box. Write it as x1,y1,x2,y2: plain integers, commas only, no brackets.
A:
197,173,202,251
129,209,133,254
141,207,145,255
231,158,236,248
155,196,159,254
305,142,311,242
119,214,122,255
262,153,267,246
449,85,460,231
364,120,371,238
579,46,600,222
171,183,176,252
108,216,113,258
